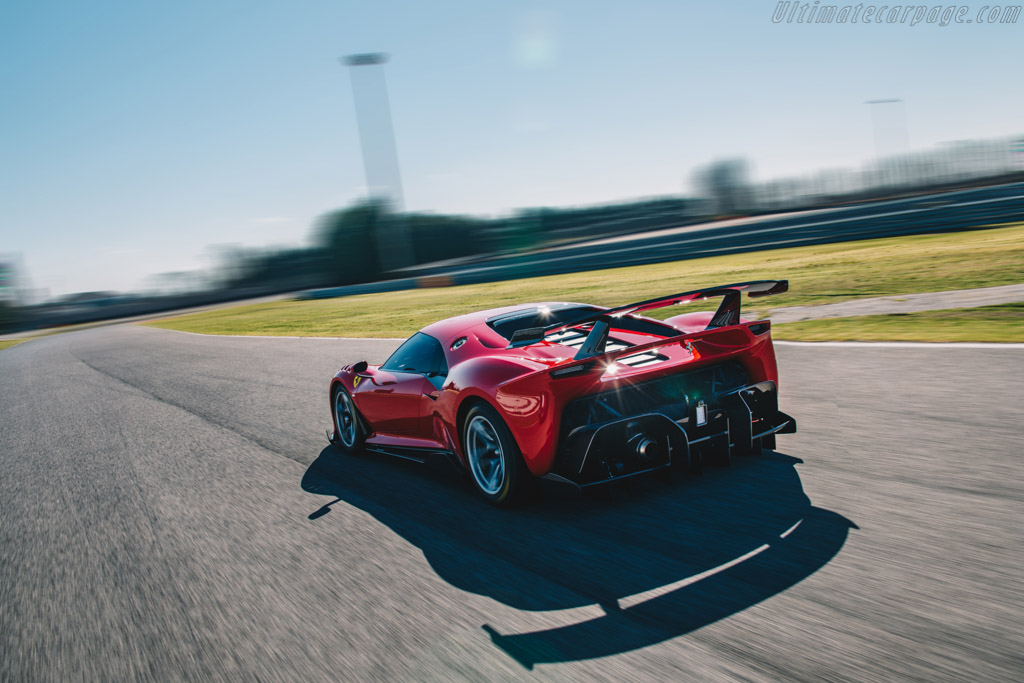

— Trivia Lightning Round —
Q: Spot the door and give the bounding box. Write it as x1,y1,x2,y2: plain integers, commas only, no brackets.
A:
354,332,448,438
356,370,433,436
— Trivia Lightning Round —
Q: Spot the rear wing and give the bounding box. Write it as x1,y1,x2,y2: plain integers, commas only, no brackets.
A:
508,279,788,358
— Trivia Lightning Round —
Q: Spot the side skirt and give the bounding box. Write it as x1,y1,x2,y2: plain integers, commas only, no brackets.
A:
325,429,464,472
367,444,464,472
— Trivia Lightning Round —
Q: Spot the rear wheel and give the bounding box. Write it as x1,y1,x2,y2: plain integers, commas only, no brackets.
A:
462,404,527,506
332,385,365,453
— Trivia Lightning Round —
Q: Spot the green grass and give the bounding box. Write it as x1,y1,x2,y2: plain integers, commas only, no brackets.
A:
146,222,1024,339
0,339,23,350
772,303,1024,342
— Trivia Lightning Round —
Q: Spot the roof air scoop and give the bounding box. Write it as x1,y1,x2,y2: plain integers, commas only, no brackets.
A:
510,327,547,347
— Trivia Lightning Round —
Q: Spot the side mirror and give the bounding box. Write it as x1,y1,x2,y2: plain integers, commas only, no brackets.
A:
352,360,368,373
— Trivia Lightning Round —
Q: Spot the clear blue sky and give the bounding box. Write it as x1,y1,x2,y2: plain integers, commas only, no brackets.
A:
1,0,1021,296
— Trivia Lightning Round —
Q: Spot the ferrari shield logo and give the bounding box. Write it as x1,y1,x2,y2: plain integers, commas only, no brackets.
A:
353,376,362,388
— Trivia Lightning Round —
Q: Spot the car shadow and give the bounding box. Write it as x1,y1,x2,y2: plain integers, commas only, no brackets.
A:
301,445,855,668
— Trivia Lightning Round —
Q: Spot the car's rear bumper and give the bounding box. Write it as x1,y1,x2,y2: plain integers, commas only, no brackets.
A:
545,365,796,487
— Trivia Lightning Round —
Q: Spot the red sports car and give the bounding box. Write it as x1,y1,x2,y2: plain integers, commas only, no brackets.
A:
328,280,796,505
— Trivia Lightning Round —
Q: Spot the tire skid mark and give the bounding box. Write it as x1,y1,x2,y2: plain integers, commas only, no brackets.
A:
68,341,312,469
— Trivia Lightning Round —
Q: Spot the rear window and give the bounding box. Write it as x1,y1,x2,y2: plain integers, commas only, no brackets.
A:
487,305,603,341
487,304,679,341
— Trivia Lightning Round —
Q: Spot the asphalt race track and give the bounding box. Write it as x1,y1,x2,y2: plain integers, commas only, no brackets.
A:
2,326,1022,681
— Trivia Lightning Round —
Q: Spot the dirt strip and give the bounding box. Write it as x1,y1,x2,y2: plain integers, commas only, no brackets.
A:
767,283,1024,323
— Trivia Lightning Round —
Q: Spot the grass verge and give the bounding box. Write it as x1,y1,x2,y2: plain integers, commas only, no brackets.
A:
146,223,1024,339
0,339,23,351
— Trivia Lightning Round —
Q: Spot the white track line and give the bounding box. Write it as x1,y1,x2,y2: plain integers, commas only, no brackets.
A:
147,327,403,341
774,341,1024,349
779,519,804,539
617,543,772,611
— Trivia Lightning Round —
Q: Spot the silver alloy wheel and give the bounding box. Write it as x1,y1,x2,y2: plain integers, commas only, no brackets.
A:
334,389,357,448
466,415,505,496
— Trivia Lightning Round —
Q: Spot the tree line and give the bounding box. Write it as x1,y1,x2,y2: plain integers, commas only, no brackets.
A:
217,196,696,292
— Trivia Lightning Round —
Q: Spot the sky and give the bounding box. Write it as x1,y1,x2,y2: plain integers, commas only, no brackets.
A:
1,0,1021,297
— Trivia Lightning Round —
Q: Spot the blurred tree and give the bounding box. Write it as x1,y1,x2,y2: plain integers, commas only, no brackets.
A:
0,300,19,332
315,200,385,285
205,244,254,289
506,210,544,252
201,194,703,295
693,158,752,215
406,213,488,265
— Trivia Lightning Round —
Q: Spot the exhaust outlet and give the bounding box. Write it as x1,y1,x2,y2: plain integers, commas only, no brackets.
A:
635,436,660,460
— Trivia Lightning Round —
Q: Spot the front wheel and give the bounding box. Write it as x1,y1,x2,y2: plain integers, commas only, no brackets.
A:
462,404,528,506
332,385,365,453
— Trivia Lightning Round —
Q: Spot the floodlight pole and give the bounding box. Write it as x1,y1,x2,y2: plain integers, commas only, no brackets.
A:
865,98,909,157
342,53,413,272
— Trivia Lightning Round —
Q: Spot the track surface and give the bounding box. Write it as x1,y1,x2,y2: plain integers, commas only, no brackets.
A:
1,326,1022,681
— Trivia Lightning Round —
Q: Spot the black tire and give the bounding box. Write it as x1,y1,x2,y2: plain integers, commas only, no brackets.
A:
332,385,366,454
462,403,528,506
